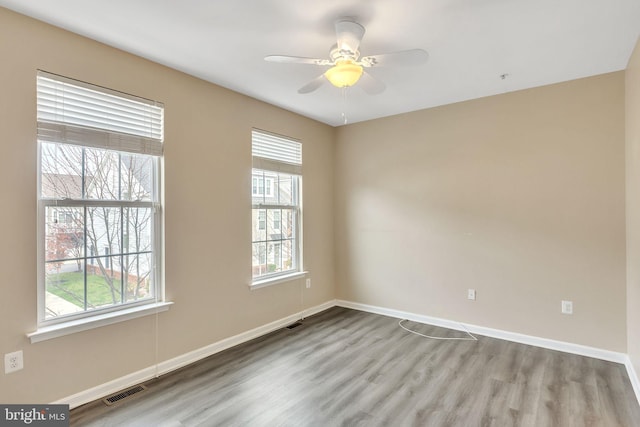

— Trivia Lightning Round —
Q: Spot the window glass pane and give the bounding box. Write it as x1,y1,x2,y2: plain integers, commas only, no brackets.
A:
124,207,153,253
86,207,122,256
252,170,265,204
86,256,122,309
41,143,83,199
45,262,85,319
121,154,154,201
266,209,285,242
46,257,130,316
273,243,282,272
264,173,277,203
277,174,293,205
252,242,268,277
45,207,84,262
124,253,153,303
280,208,294,239
282,239,295,270
252,170,285,204
253,209,266,242
84,148,120,200
265,178,273,197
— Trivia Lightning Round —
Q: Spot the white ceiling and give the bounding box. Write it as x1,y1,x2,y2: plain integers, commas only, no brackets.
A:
1,0,639,126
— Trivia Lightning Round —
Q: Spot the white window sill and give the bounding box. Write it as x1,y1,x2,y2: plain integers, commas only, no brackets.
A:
250,271,308,290
27,302,173,343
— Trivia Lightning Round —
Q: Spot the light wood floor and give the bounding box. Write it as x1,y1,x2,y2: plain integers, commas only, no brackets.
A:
71,307,640,426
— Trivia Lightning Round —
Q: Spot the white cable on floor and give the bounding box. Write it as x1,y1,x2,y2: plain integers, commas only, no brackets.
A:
399,319,478,341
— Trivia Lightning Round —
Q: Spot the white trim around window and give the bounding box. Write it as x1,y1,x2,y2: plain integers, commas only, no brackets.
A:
251,129,303,286
28,301,173,343
249,271,308,290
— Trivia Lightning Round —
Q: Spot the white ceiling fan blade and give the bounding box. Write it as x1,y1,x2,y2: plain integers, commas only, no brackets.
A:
298,74,327,94
359,71,385,95
265,55,330,66
335,19,365,55
360,49,429,67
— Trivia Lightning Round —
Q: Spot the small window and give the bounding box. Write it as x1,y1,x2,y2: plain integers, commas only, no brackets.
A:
273,210,281,230
252,176,274,197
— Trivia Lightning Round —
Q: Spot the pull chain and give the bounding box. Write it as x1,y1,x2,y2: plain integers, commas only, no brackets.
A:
341,87,348,124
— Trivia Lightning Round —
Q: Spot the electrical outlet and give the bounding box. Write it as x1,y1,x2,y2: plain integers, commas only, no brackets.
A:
5,350,23,374
305,278,311,289
561,300,573,315
467,289,476,300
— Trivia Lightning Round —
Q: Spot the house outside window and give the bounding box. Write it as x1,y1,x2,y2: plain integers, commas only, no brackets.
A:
37,71,164,326
252,177,274,197
251,130,302,283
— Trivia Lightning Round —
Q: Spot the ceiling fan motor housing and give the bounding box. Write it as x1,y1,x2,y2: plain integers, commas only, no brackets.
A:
329,45,360,62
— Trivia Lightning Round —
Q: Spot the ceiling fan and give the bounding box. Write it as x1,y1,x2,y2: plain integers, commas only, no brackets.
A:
265,19,429,95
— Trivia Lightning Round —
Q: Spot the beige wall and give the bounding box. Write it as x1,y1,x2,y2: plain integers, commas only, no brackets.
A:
626,37,640,377
335,72,627,351
0,8,335,404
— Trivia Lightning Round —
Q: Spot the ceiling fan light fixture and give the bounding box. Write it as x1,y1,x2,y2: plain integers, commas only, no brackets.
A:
324,60,363,88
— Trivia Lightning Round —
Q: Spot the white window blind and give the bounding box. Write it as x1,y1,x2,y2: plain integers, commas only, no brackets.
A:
252,129,302,174
37,71,164,156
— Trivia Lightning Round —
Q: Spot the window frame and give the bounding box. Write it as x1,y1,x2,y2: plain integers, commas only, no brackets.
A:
251,171,301,282
35,71,165,329
250,129,303,287
37,153,162,326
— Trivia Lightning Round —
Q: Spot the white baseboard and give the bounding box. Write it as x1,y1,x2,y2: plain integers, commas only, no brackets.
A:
53,366,158,411
54,299,336,409
625,356,640,406
335,300,628,363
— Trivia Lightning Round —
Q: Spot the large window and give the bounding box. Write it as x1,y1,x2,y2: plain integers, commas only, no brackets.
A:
37,71,164,325
251,130,302,283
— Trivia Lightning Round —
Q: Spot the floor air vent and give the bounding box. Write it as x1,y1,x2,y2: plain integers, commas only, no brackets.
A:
103,384,147,406
286,322,303,329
